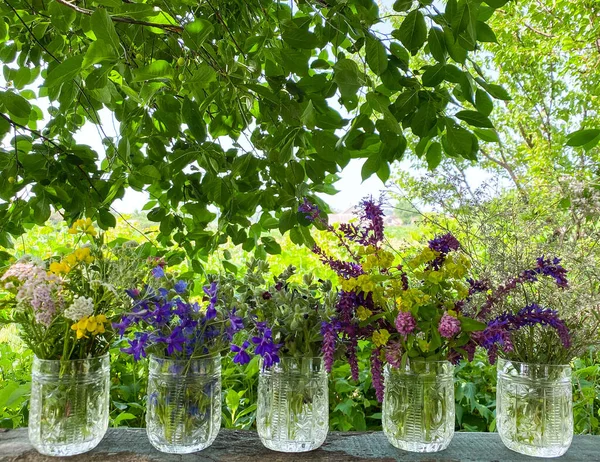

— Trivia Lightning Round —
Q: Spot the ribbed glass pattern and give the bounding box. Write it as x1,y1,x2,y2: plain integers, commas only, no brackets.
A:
28,355,110,456
146,355,221,454
496,358,572,458
383,360,454,453
257,357,328,453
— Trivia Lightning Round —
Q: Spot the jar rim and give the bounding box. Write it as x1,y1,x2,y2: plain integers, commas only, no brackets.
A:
148,353,221,363
497,357,571,368
33,353,109,364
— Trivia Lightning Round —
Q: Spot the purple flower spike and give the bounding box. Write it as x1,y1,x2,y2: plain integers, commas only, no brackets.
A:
320,321,338,372
370,349,384,402
428,233,460,255
298,198,321,222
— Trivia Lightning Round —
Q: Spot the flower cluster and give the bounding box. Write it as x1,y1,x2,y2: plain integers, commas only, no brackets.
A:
224,259,336,370
71,314,108,339
64,296,94,321
68,217,97,237
49,247,94,275
302,197,485,401
472,257,574,365
117,270,237,361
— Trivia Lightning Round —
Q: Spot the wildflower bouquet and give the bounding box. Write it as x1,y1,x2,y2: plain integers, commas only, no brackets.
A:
470,256,600,366
221,259,336,451
114,267,239,453
0,218,149,360
301,198,486,401
224,259,338,368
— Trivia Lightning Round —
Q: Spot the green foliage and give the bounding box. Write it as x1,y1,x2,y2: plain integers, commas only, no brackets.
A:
0,0,508,261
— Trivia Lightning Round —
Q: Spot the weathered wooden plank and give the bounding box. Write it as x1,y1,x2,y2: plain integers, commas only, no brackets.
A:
1,429,598,462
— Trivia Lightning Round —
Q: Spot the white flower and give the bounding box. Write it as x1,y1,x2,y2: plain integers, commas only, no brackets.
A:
64,296,94,321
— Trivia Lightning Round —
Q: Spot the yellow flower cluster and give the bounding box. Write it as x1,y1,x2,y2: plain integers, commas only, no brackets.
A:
356,305,373,321
71,314,107,339
68,218,97,237
372,329,390,347
49,247,94,275
396,288,431,311
340,274,386,304
407,247,439,269
362,248,395,272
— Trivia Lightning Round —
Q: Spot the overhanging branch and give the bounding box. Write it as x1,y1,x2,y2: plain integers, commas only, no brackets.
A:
55,0,183,33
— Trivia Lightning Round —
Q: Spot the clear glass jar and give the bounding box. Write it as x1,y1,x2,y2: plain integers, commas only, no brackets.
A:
257,357,328,452
146,355,221,454
383,360,454,453
496,358,573,458
28,355,110,456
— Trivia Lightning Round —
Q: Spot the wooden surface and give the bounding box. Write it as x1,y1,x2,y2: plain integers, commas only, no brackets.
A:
1,428,599,462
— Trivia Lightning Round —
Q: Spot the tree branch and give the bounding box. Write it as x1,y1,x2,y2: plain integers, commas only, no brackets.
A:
480,147,529,202
54,0,183,33
523,22,555,38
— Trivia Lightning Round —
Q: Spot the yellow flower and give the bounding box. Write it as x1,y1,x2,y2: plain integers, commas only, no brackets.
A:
74,247,94,263
373,329,390,348
71,314,108,339
64,253,78,267
356,306,373,321
69,218,97,237
49,261,70,275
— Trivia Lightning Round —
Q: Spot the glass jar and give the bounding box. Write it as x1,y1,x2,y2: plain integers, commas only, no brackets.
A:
257,357,328,452
383,360,454,453
496,358,573,458
28,355,110,456
146,355,221,454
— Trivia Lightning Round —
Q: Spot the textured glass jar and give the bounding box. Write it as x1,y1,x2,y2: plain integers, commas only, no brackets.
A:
146,355,221,454
28,355,110,456
257,357,328,452
383,360,454,453
496,358,573,458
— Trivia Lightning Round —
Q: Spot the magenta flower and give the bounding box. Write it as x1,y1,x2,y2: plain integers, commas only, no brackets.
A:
320,321,338,372
395,311,417,336
370,349,384,402
438,313,461,338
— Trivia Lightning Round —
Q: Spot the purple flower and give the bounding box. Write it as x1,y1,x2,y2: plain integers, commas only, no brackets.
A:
438,313,461,338
370,349,384,402
428,233,460,254
112,316,133,336
385,341,403,368
320,321,338,372
203,282,218,320
346,332,360,382
227,308,244,339
252,328,282,368
152,266,165,279
510,304,571,348
298,198,321,222
313,245,363,279
157,327,187,356
262,291,272,300
395,311,417,336
125,288,140,299
121,333,149,361
151,302,172,325
534,256,569,288
231,341,251,365
174,280,188,294
467,278,489,297
358,197,385,246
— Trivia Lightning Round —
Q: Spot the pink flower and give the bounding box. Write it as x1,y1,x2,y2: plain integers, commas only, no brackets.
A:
395,311,416,336
438,313,461,338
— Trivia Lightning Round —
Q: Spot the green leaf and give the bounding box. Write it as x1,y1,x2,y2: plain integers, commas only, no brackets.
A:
475,89,493,116
393,0,413,12
484,0,509,7
282,26,318,49
334,59,361,98
476,21,497,43
261,236,282,255
396,10,427,55
473,128,500,143
428,28,447,63
182,98,207,142
83,40,117,68
456,110,494,128
132,60,174,82
411,100,438,137
91,9,121,52
183,19,214,49
446,118,478,159
98,209,117,229
422,63,446,87
566,129,600,148
0,91,31,119
426,142,442,170
45,55,84,88
477,79,511,100
48,1,76,33
365,34,388,76
361,155,381,181
459,317,487,332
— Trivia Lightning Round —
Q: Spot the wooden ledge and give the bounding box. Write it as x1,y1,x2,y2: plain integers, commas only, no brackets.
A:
1,428,598,461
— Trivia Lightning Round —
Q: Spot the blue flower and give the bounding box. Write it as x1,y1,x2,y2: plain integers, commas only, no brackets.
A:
203,282,218,320
252,328,282,368
226,308,244,339
112,316,133,336
231,341,251,365
152,266,165,279
121,333,149,361
174,280,188,294
298,198,320,222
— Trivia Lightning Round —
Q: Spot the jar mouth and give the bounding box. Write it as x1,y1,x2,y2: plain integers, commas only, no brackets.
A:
497,358,571,368
33,353,110,364
148,354,221,363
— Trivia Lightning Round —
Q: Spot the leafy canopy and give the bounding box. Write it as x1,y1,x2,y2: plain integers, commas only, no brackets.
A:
0,0,508,268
